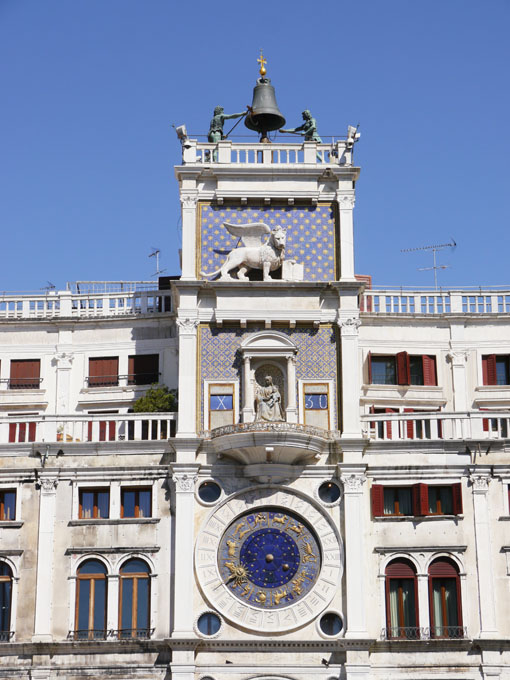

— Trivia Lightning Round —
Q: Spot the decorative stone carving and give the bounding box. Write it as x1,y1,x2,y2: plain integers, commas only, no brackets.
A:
254,374,284,422
341,472,366,493
39,477,58,493
337,193,355,209
339,316,361,336
200,222,287,281
180,195,198,209
470,473,491,493
207,420,339,440
172,472,198,493
177,318,199,334
447,350,470,365
53,352,74,369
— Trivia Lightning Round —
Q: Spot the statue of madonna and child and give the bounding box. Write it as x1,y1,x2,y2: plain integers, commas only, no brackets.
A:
254,375,284,422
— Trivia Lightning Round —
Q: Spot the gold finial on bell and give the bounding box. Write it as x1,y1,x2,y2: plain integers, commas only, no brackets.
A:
257,50,267,77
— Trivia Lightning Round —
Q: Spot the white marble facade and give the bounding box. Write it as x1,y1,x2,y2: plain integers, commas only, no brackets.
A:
0,134,508,680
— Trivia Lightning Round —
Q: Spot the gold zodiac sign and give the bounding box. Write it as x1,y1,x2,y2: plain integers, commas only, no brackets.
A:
291,572,307,595
289,523,304,536
272,514,287,525
302,541,317,562
240,584,251,598
273,590,287,605
253,512,266,526
239,528,250,539
224,561,250,587
226,539,237,557
233,522,245,537
255,591,267,604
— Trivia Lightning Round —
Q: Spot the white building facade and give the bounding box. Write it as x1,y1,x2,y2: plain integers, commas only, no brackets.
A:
0,131,509,680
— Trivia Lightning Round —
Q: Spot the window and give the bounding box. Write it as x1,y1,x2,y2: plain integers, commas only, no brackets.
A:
428,558,463,638
88,357,119,387
128,354,159,386
75,559,107,639
0,491,16,521
119,559,151,638
0,562,13,638
9,360,41,389
79,489,110,519
385,559,419,639
368,352,437,386
121,488,151,518
482,354,510,385
372,483,462,517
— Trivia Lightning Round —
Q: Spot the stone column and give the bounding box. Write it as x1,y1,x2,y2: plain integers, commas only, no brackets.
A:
417,573,430,633
242,356,254,422
340,467,368,638
176,318,199,437
447,349,470,412
339,314,362,439
53,352,73,415
470,471,498,638
171,465,199,638
180,195,198,280
33,476,58,642
286,355,297,423
337,192,356,281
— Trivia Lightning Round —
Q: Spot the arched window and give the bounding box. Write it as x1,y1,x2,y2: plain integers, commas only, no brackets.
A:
428,557,463,638
119,559,150,638
0,562,13,640
385,559,419,639
75,559,107,640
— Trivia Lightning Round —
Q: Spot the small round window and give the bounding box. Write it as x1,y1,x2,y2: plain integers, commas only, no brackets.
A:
198,481,221,503
318,481,341,504
319,612,343,637
197,612,221,637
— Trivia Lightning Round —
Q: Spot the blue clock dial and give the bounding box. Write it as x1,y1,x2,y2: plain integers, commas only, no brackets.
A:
217,508,321,610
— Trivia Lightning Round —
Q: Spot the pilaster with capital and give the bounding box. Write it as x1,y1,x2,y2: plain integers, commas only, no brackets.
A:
53,351,74,414
33,476,59,642
469,469,498,637
336,191,356,281
340,467,368,637
338,313,362,438
180,194,198,280
171,465,199,637
447,348,470,412
177,317,199,437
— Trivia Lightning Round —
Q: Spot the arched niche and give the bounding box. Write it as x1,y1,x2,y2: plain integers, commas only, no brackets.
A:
240,331,297,423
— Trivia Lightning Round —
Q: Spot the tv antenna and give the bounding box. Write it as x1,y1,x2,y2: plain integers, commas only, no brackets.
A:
41,281,55,292
401,239,456,289
149,248,167,278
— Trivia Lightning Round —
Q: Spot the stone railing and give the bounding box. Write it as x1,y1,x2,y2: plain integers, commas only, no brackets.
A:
3,413,177,444
183,139,352,166
361,289,510,315
362,410,510,442
205,421,339,441
0,290,172,320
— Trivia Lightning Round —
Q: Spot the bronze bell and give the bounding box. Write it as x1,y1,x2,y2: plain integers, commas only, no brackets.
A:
245,76,286,141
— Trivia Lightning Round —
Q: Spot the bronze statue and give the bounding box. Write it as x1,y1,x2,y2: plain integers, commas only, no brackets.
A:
208,106,246,143
280,110,322,142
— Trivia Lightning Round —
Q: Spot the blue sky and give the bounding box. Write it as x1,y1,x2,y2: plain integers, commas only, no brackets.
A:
1,0,509,291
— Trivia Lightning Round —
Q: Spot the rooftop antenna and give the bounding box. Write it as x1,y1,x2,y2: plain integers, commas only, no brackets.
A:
41,281,55,292
149,248,167,278
401,239,456,290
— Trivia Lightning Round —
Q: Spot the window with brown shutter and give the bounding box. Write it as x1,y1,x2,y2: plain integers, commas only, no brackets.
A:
10,359,41,389
127,354,159,386
482,354,510,385
373,483,462,518
88,357,119,387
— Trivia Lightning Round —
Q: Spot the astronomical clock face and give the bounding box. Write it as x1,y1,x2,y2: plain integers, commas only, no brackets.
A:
217,508,321,610
195,488,343,633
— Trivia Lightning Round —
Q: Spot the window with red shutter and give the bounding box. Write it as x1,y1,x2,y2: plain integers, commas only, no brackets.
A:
128,354,159,386
396,352,410,385
483,354,497,385
10,360,41,389
404,408,414,439
422,355,437,386
371,484,384,517
88,357,119,387
412,483,429,516
452,483,463,515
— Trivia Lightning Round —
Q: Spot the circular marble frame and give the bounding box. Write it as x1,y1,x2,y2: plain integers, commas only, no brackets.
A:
314,479,342,507
196,478,224,507
195,485,343,634
194,609,224,639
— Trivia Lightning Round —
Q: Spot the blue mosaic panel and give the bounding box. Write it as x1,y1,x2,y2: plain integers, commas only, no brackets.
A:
199,204,336,282
199,325,337,428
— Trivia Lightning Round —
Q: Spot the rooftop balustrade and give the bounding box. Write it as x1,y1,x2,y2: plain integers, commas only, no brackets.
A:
361,288,510,316
0,290,172,320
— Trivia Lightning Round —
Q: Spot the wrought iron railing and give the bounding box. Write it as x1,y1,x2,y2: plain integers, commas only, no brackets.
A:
0,378,43,390
381,626,467,640
0,631,14,642
68,628,154,641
